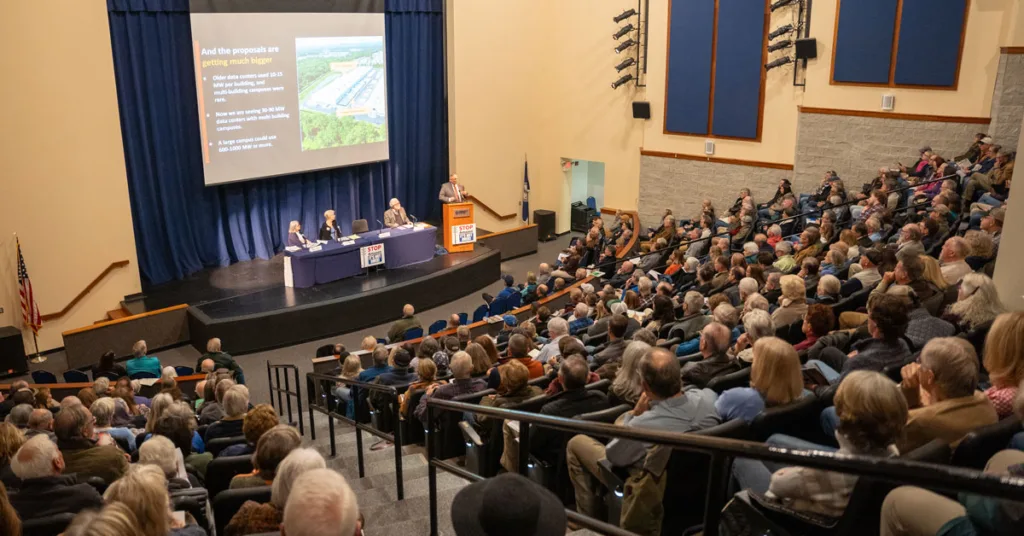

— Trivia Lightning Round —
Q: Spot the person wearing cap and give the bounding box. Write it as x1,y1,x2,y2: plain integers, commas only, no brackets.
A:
451,473,566,536
374,348,418,388
971,142,1001,176
387,304,422,343
841,249,883,296
964,150,1013,203
496,315,517,346
980,206,1004,249
319,209,342,241
383,197,410,228
495,274,517,302
955,133,988,163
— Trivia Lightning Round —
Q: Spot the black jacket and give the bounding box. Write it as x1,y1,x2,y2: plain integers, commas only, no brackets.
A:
529,389,609,463
9,475,104,520
319,220,342,241
593,339,628,368
681,352,742,389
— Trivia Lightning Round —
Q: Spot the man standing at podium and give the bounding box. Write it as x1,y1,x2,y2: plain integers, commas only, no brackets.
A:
383,198,410,228
439,173,468,203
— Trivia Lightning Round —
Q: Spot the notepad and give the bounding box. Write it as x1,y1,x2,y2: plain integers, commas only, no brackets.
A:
341,240,356,246
285,246,300,252
379,232,392,238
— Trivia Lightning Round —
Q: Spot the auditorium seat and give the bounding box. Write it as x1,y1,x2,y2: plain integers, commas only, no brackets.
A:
207,435,248,457
21,512,76,536
749,394,826,443
62,369,90,383
95,370,121,382
213,486,271,536
174,366,195,376
458,312,469,325
31,370,58,384
472,304,490,322
707,368,752,394
129,371,158,379
428,320,447,335
951,416,1023,470
403,327,424,341
206,455,254,499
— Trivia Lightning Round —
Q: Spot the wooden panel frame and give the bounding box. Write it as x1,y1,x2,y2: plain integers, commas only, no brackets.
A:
829,0,971,90
798,106,990,124
640,149,794,170
662,0,769,142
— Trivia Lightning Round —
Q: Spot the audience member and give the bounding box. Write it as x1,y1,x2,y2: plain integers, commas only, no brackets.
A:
54,404,128,484
137,435,192,489
125,340,162,378
681,322,740,388
567,348,720,517
8,434,103,521
25,408,55,441
536,317,569,364
90,397,136,452
197,337,245,384
230,424,302,489
451,473,566,536
104,464,205,536
526,356,608,469
944,273,1005,332
716,337,804,422
6,404,31,430
387,304,422,342
204,384,250,443
938,236,972,285
415,351,487,424
771,274,808,327
0,422,25,485
399,358,447,416
609,341,651,406
225,448,326,536
93,350,127,380
282,468,361,536
795,304,834,351
981,312,1024,418
221,403,279,457
63,502,142,536
593,315,629,368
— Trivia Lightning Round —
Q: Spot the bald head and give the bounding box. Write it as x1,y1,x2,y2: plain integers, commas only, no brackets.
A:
700,322,731,357
28,408,53,431
639,348,682,399
201,359,215,373
402,304,415,317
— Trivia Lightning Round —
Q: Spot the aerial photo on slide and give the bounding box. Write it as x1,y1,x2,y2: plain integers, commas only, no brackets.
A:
296,36,387,151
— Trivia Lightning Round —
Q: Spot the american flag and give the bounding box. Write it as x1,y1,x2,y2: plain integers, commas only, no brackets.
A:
17,238,41,335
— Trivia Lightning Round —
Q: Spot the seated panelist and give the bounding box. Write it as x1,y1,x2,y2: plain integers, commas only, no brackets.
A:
287,221,308,247
384,198,410,228
319,209,342,241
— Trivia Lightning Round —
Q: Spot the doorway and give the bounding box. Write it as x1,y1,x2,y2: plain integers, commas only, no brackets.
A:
568,159,605,209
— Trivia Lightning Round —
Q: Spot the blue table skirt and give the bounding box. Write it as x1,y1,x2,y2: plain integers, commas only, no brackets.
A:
285,226,437,288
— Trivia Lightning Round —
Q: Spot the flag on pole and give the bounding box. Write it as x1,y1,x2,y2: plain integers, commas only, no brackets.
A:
17,238,41,335
521,159,530,222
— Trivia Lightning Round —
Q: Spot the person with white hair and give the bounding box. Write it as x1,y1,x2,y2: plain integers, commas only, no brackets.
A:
8,434,104,520
742,242,759,263
7,403,32,429
383,197,410,228
938,236,972,285
568,302,593,335
773,241,796,272
287,220,308,247
25,408,55,441
282,468,361,536
93,377,111,397
733,309,775,362
197,337,245,384
682,322,741,388
90,397,137,452
319,209,342,240
387,303,422,343
738,277,760,304
204,384,250,444
137,435,193,490
226,448,327,535
125,340,162,378
160,366,177,383
535,316,570,364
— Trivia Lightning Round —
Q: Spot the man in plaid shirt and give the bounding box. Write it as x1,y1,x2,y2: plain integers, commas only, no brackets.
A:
567,303,594,336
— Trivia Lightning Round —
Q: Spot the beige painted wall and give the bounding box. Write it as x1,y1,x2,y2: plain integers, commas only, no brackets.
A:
993,109,1024,310
802,0,1016,117
0,2,141,352
642,0,802,165
448,0,645,232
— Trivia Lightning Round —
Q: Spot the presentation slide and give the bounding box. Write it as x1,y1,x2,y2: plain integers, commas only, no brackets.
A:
190,1,388,186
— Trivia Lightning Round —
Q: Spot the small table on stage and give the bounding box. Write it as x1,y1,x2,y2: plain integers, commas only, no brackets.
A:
283,224,436,288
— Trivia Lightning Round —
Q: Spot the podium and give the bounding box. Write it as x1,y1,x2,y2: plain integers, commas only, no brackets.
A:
443,202,476,253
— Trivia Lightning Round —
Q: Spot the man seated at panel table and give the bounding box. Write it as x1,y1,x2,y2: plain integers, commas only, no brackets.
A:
384,198,411,228
319,209,342,241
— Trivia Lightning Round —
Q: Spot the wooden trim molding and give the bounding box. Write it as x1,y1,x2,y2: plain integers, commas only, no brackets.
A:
466,195,517,221
0,373,206,391
600,207,637,216
1001,47,1024,54
476,224,537,240
41,260,131,321
616,212,641,258
798,106,990,124
61,304,189,336
640,149,794,170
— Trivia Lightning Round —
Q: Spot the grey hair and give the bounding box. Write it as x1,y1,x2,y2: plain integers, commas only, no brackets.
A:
91,397,115,427
768,224,782,237
138,435,177,478
775,241,793,255
132,340,147,358
685,257,700,271
738,278,759,300
449,351,473,379
744,293,770,313
223,385,250,417
742,242,758,256
712,304,740,329
547,317,569,337
271,448,327,508
206,338,222,353
610,301,628,315
611,341,650,403
638,277,653,293
282,469,360,536
683,291,704,315
742,310,774,342
574,302,589,319
8,404,32,428
921,337,980,399
819,275,841,297
11,434,61,479
93,377,110,395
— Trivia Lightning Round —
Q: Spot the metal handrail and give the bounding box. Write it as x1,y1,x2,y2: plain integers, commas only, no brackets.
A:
306,372,406,499
424,397,1024,536
266,363,304,436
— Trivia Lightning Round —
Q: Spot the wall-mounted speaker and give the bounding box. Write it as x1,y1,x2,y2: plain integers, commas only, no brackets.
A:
632,101,651,120
795,38,817,60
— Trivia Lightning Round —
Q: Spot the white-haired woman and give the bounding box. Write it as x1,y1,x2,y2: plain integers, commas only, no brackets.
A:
286,221,308,247
943,273,1005,333
204,385,250,444
224,448,327,536
319,209,342,241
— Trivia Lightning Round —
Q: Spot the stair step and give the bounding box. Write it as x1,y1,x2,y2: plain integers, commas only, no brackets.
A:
106,308,130,321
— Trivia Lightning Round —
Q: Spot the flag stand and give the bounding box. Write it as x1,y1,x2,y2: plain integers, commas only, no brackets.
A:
29,332,46,364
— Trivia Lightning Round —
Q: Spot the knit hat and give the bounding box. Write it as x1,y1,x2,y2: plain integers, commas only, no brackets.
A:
503,315,518,327
451,473,566,536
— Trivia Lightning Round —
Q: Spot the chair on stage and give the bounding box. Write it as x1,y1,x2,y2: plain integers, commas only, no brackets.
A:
63,370,90,383
472,304,490,322
129,371,158,380
404,327,424,341
174,366,195,377
428,320,447,335
352,219,369,234
315,344,335,358
31,370,58,384
458,312,469,325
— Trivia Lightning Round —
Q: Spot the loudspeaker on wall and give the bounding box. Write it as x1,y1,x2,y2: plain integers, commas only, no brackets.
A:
632,101,651,120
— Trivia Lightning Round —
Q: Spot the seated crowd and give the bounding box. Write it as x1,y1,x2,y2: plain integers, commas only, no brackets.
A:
335,133,1022,534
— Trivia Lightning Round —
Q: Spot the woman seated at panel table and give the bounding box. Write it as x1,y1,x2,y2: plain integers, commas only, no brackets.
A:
287,220,309,247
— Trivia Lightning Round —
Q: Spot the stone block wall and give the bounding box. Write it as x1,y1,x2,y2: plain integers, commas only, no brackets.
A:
989,52,1024,153
638,155,792,230
793,112,981,195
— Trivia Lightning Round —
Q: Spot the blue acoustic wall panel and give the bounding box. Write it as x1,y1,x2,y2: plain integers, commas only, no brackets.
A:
832,0,899,83
711,0,766,139
894,0,966,87
665,0,715,135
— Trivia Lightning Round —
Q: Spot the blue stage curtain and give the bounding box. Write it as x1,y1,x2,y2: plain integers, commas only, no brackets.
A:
106,0,447,286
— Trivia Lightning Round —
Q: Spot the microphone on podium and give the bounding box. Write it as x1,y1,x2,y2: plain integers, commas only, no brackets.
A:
376,219,384,230
410,214,418,224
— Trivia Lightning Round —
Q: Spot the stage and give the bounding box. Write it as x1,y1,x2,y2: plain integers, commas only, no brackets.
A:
135,246,501,355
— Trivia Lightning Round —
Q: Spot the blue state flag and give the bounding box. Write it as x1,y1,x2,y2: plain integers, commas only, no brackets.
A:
522,160,530,222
